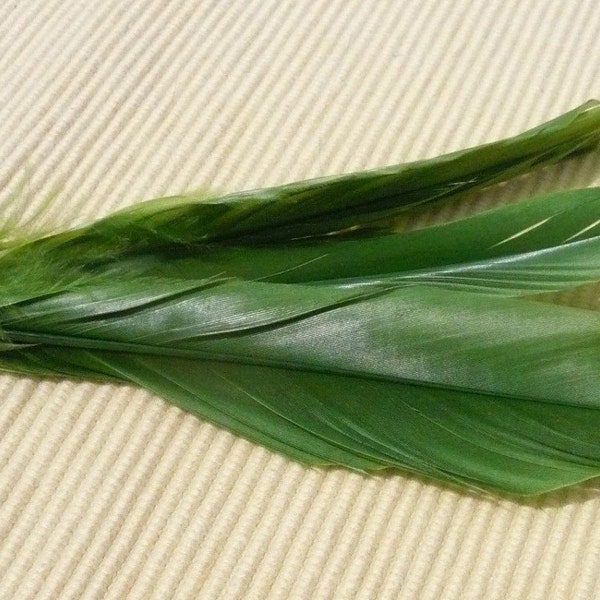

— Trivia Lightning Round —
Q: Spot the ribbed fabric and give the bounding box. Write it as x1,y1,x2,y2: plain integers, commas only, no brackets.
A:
1,1,600,598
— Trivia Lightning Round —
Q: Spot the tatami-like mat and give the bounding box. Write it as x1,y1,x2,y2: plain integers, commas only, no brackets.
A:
1,2,600,598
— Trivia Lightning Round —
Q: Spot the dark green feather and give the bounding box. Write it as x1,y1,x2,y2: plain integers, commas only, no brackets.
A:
1,102,600,495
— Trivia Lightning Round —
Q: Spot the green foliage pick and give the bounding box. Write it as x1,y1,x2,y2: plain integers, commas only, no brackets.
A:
2,101,600,495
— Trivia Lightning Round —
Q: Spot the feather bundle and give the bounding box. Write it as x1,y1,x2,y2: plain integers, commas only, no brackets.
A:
2,101,600,494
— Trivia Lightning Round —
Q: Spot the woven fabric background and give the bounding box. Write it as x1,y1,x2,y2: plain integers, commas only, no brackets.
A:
1,1,600,598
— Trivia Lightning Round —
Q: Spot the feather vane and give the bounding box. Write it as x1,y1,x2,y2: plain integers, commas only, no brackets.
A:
2,102,600,494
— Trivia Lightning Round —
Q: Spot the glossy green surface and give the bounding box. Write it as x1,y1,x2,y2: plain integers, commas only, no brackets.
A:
2,102,600,495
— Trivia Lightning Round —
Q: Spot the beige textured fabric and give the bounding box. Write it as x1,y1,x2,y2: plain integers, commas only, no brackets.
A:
1,1,600,598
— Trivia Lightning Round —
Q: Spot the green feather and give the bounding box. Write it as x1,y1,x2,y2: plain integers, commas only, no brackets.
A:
2,102,600,495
